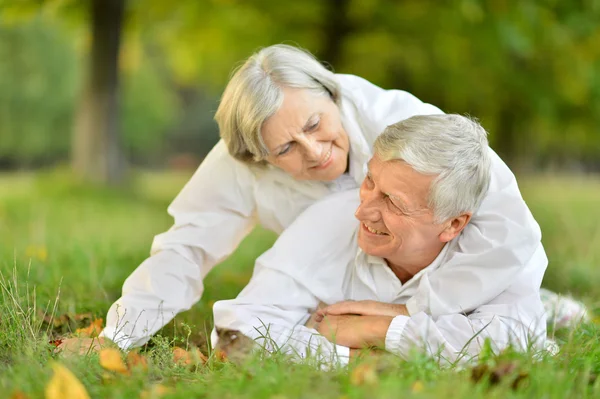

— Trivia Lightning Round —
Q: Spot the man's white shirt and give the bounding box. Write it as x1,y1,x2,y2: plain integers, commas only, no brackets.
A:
212,190,548,366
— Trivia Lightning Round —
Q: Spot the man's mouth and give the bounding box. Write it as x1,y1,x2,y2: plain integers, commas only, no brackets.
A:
362,223,388,235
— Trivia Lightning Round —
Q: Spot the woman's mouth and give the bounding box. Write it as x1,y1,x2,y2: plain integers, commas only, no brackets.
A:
312,147,333,170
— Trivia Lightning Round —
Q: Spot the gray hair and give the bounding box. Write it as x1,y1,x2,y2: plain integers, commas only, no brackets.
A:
373,114,492,223
215,44,341,164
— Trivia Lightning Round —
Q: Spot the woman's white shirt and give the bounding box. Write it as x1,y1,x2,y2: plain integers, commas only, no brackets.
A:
100,74,541,350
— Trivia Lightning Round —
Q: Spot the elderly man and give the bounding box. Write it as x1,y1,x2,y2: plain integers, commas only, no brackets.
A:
212,114,547,365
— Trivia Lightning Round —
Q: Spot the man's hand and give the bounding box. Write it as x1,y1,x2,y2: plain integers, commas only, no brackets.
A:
56,337,110,356
315,315,392,349
315,300,408,322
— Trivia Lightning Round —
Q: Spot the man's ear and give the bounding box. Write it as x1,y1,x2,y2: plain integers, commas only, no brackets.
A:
439,213,472,243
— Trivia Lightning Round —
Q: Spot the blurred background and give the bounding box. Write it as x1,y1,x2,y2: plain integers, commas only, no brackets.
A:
1,0,599,183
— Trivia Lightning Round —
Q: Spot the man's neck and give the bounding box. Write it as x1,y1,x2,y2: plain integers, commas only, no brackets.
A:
385,246,444,285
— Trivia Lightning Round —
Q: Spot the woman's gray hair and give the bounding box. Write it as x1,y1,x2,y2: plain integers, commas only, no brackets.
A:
215,44,341,164
374,114,492,223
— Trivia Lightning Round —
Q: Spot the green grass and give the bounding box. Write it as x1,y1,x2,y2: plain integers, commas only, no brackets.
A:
0,170,599,398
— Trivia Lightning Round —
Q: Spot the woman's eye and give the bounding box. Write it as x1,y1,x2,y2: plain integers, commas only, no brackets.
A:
308,119,320,131
278,143,293,156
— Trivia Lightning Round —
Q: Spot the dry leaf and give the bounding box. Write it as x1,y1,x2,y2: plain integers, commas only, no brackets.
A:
99,348,129,374
45,362,91,399
172,347,207,367
127,351,149,371
9,391,29,399
349,363,379,386
471,361,529,390
215,349,227,362
411,380,424,393
140,384,171,399
76,318,103,338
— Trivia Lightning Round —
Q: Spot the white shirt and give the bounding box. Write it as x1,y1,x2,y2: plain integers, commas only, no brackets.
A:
100,75,542,350
212,190,548,366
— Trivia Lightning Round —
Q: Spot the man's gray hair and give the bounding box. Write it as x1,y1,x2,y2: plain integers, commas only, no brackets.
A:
374,114,492,223
215,44,341,164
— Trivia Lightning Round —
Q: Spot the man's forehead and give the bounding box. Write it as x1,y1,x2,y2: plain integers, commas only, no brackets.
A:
368,155,433,206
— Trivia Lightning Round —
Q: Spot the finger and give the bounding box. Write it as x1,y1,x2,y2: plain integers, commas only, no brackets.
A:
322,301,371,316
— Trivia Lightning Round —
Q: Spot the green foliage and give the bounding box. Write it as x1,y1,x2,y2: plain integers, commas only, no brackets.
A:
0,18,78,165
0,171,599,397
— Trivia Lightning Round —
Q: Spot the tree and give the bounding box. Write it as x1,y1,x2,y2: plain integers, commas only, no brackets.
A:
72,0,126,185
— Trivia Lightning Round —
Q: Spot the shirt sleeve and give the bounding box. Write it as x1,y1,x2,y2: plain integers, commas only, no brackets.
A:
100,140,258,350
212,190,362,367
212,266,350,367
340,74,543,318
337,74,444,145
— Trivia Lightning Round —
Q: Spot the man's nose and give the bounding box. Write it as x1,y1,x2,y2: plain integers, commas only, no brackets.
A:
355,190,381,222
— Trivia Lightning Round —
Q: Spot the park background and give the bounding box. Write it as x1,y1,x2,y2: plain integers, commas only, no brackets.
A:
1,1,600,398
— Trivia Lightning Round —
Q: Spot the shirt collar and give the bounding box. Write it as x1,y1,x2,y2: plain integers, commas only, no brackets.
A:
355,240,455,287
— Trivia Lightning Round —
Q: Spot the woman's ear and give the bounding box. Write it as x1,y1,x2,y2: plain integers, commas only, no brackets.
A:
439,213,472,243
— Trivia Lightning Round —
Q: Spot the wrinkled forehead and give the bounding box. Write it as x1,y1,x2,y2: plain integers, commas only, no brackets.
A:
368,155,435,209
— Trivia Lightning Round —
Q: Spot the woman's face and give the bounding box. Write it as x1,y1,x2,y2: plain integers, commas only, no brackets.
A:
261,87,350,181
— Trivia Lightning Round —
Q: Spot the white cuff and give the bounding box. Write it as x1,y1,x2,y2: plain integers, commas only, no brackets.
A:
334,344,351,366
99,327,139,351
384,315,410,354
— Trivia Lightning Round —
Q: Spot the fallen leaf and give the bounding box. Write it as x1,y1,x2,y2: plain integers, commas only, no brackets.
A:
173,347,207,367
45,362,90,399
127,351,149,371
99,348,129,374
140,384,171,399
76,318,103,338
411,380,424,393
9,391,29,399
215,349,227,362
470,361,529,390
349,363,379,386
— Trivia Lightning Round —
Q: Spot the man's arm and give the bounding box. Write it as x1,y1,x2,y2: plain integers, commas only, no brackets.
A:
212,266,351,366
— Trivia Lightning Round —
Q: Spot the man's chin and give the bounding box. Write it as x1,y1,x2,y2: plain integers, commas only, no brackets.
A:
357,236,385,258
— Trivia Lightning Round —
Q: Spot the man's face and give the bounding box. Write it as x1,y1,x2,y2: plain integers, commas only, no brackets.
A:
355,154,448,269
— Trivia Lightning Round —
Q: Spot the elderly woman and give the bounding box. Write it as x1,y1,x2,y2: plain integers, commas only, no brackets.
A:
59,44,583,353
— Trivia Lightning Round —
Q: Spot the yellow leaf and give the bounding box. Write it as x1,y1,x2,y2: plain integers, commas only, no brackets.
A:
76,318,104,338
99,348,129,374
173,346,207,367
127,351,149,371
140,384,171,399
411,380,424,393
349,363,379,386
45,362,91,399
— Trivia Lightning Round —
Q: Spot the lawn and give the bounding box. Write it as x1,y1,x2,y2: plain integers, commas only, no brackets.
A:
1,170,599,398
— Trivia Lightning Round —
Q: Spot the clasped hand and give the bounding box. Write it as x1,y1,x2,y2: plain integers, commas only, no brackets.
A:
312,300,408,349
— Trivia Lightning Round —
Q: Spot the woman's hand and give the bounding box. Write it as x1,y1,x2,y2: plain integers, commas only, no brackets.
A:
315,300,408,322
56,337,108,355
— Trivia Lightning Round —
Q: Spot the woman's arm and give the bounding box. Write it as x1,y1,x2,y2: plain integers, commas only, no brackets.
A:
100,140,258,350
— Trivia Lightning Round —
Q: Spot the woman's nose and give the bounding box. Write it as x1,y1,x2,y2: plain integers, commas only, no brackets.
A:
299,136,322,162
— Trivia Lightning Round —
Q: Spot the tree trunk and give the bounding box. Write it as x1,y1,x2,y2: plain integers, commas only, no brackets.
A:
319,0,352,68
72,0,125,185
